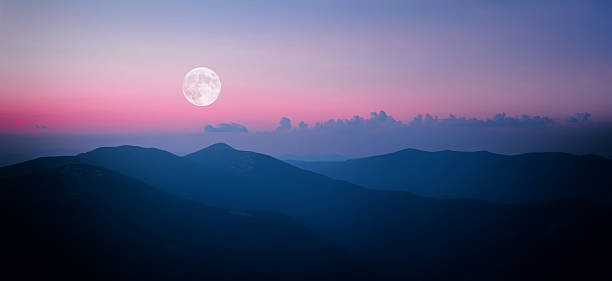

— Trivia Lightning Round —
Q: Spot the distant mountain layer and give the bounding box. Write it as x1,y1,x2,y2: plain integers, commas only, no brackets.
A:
2,144,612,280
288,149,612,203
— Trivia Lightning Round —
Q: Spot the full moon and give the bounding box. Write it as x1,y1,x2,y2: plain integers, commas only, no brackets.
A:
182,67,221,106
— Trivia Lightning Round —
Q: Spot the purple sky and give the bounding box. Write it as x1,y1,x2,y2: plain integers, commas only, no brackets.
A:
1,0,611,163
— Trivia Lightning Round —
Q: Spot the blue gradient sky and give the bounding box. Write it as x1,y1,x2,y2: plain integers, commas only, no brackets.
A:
1,0,611,162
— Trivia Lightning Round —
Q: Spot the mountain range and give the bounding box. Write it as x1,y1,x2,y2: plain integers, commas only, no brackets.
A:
288,148,612,203
2,144,611,280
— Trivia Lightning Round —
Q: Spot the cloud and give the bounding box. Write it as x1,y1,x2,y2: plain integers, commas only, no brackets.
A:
2,111,612,168
567,112,591,123
409,113,555,128
311,111,404,132
204,122,248,133
301,111,555,133
240,111,611,159
237,111,605,158
276,117,292,131
34,124,49,129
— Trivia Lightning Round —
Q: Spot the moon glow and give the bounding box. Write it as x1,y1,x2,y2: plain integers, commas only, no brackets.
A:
182,67,221,106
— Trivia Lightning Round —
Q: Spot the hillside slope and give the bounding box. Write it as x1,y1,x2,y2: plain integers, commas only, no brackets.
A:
1,164,367,280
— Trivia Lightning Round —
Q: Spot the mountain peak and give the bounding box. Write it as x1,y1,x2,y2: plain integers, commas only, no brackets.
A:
203,143,236,151
80,145,174,156
185,143,239,160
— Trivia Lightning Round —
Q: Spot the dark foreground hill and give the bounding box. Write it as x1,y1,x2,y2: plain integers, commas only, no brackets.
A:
3,144,612,280
288,148,612,203
1,164,367,281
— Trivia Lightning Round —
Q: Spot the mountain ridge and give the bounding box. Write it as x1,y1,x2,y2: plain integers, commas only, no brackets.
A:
3,143,612,279
288,147,612,203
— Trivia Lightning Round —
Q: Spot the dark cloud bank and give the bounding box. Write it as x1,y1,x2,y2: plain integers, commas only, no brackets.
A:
1,111,611,166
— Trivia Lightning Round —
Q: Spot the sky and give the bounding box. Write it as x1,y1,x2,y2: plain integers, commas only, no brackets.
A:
1,0,611,163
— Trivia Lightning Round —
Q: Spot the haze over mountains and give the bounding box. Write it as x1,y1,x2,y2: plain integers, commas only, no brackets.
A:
289,149,612,203
277,153,349,162
2,144,611,280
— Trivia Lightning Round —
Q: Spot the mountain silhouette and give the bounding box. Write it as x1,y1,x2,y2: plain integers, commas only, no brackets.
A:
2,144,611,280
288,148,612,203
2,164,368,280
